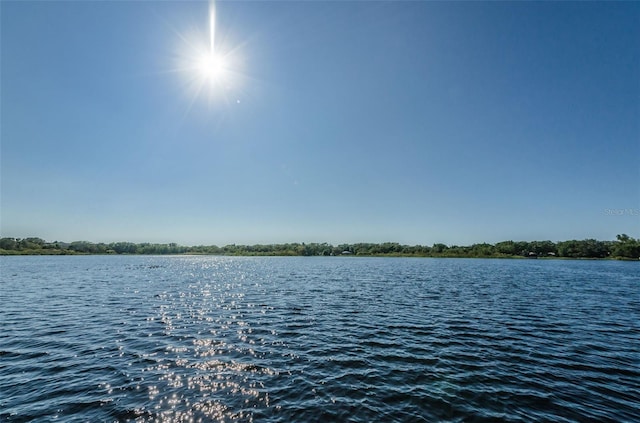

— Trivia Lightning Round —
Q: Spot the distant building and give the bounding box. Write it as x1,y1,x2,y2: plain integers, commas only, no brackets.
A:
341,251,352,255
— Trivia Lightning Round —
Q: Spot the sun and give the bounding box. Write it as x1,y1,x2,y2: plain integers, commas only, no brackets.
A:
172,0,244,109
195,51,229,83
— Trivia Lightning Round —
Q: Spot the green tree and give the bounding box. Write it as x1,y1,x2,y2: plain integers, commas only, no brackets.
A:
0,238,18,250
612,234,640,259
495,241,520,256
431,243,448,254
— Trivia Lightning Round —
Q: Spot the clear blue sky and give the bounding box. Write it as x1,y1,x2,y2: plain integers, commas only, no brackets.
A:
1,1,638,246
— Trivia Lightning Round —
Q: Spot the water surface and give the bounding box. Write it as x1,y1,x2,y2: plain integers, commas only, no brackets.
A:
1,256,639,422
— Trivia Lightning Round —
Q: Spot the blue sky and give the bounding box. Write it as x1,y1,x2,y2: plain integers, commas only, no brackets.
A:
1,1,638,246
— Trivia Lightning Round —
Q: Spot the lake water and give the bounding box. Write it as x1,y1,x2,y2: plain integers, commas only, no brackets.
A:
1,256,639,422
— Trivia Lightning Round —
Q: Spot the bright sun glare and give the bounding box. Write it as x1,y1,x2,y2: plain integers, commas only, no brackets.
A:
196,52,228,82
175,0,243,109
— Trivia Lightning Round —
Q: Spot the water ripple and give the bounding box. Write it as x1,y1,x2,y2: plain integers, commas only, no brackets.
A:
1,256,639,422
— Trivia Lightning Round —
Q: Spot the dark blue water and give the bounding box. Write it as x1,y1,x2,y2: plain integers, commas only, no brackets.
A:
1,256,639,422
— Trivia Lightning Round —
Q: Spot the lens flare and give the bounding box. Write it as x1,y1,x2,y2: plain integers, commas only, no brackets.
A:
209,1,216,54
171,0,246,112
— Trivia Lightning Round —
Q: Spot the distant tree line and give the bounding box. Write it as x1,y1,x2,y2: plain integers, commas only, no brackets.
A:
1,235,639,259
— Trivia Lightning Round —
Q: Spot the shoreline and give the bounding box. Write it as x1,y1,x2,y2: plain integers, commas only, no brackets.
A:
2,235,638,260
1,250,637,260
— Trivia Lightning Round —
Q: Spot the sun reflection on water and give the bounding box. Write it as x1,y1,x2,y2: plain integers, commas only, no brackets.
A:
114,260,281,422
